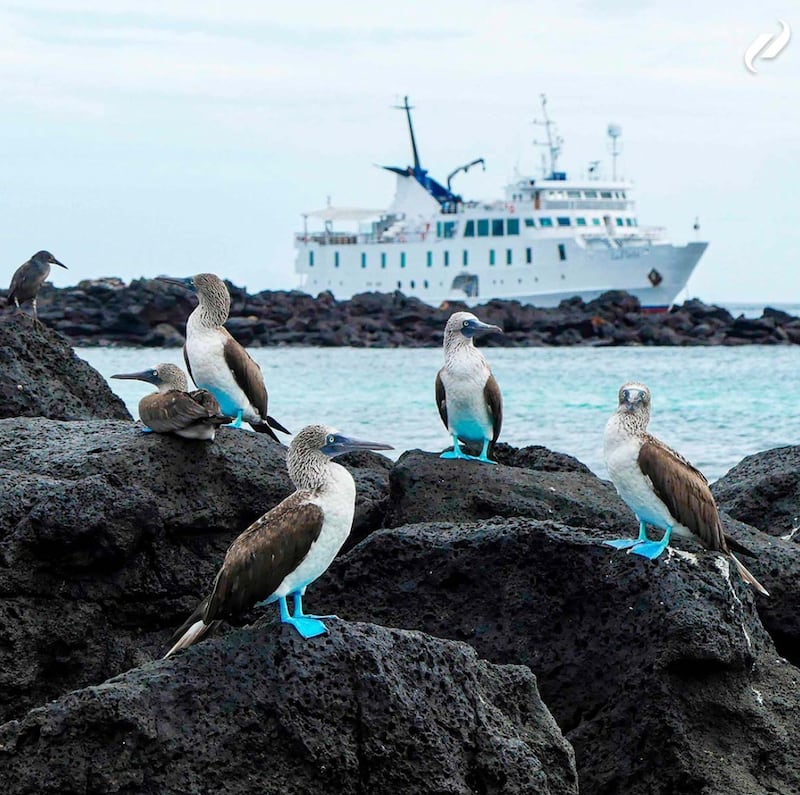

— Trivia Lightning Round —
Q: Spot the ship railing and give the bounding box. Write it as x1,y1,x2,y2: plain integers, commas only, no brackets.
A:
295,231,435,246
543,200,631,211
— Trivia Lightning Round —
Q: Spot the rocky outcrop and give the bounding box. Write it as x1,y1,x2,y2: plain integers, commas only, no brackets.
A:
2,278,797,347
713,445,800,538
0,621,578,795
0,313,130,420
0,418,390,723
386,448,630,532
314,519,800,795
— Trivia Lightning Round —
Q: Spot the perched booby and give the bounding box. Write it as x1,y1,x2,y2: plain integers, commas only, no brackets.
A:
604,382,768,596
435,311,503,464
7,250,67,325
112,363,232,440
165,424,393,656
158,273,289,442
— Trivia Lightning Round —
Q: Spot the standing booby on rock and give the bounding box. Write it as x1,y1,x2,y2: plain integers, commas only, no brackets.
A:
165,424,393,656
604,382,769,596
112,363,232,440
7,250,67,325
158,273,289,441
436,311,503,464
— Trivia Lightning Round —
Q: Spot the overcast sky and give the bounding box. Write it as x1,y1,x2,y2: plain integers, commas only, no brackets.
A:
1,1,797,304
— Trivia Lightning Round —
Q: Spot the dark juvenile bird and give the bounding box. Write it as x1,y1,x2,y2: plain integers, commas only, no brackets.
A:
436,311,503,463
112,363,232,440
604,381,768,596
8,250,67,324
158,273,289,442
165,424,393,656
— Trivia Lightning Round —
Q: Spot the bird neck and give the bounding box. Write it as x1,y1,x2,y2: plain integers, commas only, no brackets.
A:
444,333,477,365
191,290,230,328
614,407,650,436
289,451,347,493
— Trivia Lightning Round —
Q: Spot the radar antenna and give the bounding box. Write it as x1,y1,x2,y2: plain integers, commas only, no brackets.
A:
607,123,623,181
532,94,563,178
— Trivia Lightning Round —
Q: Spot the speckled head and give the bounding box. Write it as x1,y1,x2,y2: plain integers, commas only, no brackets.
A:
288,424,393,490
618,382,651,416
112,363,188,392
444,311,503,344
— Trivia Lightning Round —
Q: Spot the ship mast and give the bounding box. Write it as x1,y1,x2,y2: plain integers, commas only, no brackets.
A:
395,95,421,171
532,94,563,178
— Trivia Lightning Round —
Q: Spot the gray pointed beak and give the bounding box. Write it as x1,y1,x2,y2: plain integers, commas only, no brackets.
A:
322,434,394,457
157,276,194,289
52,258,67,269
474,320,502,334
112,369,160,385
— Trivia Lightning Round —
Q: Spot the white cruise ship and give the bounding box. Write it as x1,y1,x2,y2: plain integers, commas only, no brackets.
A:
294,96,707,310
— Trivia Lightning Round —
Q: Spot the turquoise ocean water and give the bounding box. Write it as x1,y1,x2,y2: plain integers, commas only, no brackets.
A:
80,344,800,485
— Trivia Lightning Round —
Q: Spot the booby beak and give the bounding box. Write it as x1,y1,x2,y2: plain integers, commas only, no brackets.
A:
157,275,194,290
621,388,647,412
321,433,394,458
111,368,161,386
462,319,503,338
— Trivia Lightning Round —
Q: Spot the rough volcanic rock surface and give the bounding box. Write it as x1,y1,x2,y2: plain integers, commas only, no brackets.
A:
315,519,800,795
0,621,579,795
3,278,799,347
713,445,800,538
0,418,391,723
385,449,630,532
0,314,130,420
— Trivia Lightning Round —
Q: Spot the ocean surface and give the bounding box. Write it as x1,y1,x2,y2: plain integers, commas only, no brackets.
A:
79,344,800,486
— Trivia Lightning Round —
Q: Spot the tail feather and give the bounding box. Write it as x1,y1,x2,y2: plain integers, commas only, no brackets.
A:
250,421,282,443
729,552,770,597
725,533,757,558
164,595,220,658
266,415,291,435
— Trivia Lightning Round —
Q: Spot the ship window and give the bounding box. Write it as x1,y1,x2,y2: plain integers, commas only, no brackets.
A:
334,251,340,268
381,252,387,268
410,280,416,288
464,220,475,237
426,251,432,267
506,249,512,265
567,190,581,198
489,249,496,266
400,252,406,267
361,252,367,268
424,279,429,288
633,218,638,226
463,250,468,266
525,247,532,264
584,190,597,198
507,218,520,235
477,219,490,237
558,243,566,261
614,191,621,198
625,218,633,226
540,217,553,227
436,222,442,237
443,221,457,238
397,281,402,289
309,251,314,267
444,251,450,267
524,218,535,227
557,217,571,227
492,219,504,236
620,191,627,199
616,218,624,226
576,217,587,226
592,218,601,226
600,191,613,199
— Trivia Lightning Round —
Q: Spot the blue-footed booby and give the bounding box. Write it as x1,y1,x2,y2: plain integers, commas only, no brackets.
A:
604,382,768,596
7,250,67,325
112,363,232,440
436,311,503,464
158,273,289,442
165,424,393,656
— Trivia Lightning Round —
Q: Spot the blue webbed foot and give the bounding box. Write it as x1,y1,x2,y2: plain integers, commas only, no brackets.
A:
278,596,327,639
440,449,469,459
227,409,244,429
139,426,154,435
605,538,645,550
629,540,670,559
292,593,338,621
471,453,497,465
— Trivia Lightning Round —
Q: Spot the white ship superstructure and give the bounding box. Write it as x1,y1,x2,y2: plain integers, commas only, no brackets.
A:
294,96,707,310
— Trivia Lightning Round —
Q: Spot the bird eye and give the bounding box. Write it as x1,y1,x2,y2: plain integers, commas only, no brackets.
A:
152,370,158,377
462,320,470,327
623,390,629,400
327,434,335,444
